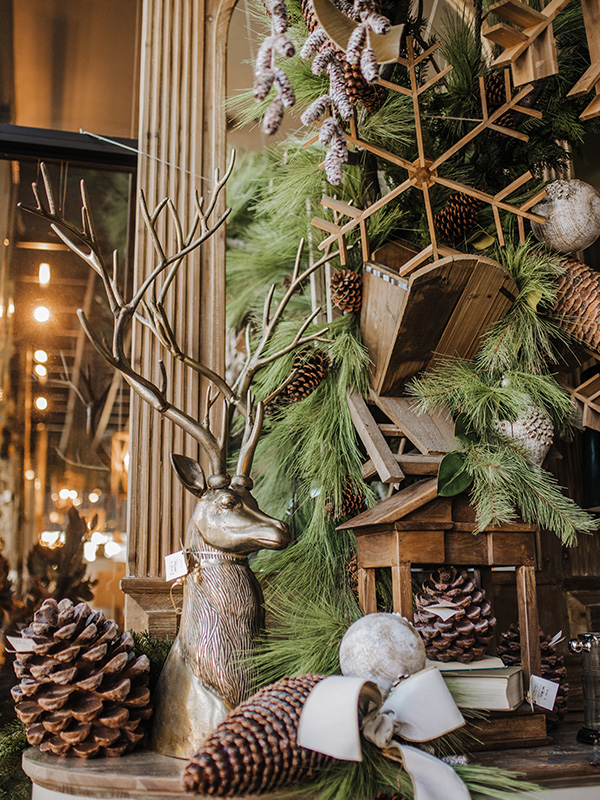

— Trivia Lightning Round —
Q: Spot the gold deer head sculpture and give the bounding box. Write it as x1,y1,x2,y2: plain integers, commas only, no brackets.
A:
20,157,338,758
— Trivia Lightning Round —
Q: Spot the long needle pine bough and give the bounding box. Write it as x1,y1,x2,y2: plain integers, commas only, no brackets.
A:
409,240,599,545
220,3,599,798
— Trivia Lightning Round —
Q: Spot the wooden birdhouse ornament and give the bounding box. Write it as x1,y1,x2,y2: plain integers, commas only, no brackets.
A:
338,479,543,686
483,0,571,86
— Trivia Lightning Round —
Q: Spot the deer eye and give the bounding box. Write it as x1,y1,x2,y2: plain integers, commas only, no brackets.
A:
218,494,238,510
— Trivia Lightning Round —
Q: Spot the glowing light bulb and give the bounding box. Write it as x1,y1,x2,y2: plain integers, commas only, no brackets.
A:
83,542,97,562
38,263,51,285
104,541,122,558
34,350,48,363
59,488,70,500
34,396,48,410
88,492,100,504
33,306,50,322
69,489,77,500
24,469,35,481
34,364,47,378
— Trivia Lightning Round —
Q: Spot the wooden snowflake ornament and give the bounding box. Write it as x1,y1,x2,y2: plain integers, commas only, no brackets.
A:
309,37,546,267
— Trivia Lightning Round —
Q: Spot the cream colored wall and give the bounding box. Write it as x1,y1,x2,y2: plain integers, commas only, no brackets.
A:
12,0,140,138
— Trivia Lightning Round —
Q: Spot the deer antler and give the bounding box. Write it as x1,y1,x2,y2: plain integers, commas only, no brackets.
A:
19,162,232,476
19,160,342,481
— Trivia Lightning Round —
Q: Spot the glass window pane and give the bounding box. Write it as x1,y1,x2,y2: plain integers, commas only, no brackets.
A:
0,158,133,624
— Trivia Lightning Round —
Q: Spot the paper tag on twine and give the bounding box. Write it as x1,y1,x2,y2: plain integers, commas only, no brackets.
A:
6,635,36,653
425,602,461,621
165,550,188,581
549,630,565,648
528,675,559,711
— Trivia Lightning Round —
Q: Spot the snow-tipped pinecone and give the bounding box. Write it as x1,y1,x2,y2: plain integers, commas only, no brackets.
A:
414,567,497,663
498,623,568,724
493,402,554,467
325,478,366,519
12,598,151,758
552,258,600,357
300,0,384,113
481,72,516,134
330,269,362,312
184,674,332,795
285,351,328,402
434,193,483,241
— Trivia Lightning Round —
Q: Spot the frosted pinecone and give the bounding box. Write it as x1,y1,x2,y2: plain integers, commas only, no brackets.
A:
493,403,554,467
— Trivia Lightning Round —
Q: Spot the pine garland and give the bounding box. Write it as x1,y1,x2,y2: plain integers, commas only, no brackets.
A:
0,721,30,800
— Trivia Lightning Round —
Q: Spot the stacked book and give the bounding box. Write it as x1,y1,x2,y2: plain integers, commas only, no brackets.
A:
431,656,524,711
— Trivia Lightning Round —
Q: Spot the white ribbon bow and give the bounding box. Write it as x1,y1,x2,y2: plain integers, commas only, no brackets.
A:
297,666,471,800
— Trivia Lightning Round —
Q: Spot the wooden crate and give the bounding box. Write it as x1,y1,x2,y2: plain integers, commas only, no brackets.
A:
360,243,518,395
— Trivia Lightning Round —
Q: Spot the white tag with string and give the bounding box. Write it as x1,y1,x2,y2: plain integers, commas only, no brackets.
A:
549,630,565,647
165,550,188,581
528,675,559,711
425,602,461,621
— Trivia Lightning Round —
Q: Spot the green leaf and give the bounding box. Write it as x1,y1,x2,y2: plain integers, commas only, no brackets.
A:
454,414,478,445
470,231,495,250
438,451,473,496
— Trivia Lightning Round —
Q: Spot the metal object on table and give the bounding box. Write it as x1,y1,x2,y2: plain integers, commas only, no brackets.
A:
569,632,600,744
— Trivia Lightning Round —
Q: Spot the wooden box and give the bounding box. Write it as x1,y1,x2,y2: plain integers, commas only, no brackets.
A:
360,241,518,395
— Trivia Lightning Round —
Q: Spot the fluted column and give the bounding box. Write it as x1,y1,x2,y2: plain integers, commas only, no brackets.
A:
122,0,235,635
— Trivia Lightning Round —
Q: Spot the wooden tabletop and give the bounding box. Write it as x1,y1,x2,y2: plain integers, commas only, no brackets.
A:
23,713,600,798
474,712,600,788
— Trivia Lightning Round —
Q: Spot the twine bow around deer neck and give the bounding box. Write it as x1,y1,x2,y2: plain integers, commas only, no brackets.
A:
297,667,470,800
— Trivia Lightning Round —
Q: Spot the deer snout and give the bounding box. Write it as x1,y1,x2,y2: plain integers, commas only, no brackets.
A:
259,518,290,550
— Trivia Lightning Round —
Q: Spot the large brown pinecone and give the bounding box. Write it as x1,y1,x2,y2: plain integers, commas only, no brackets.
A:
414,567,497,663
481,72,516,134
498,623,568,724
300,0,385,113
285,350,328,402
184,674,333,795
434,192,483,241
552,257,600,357
12,598,151,758
325,478,366,519
330,268,363,312
346,549,359,601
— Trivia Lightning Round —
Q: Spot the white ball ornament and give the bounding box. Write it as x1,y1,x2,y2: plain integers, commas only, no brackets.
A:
339,612,426,694
530,179,600,254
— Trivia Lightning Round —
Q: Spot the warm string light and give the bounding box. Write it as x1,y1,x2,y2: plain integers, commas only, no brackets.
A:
38,263,51,285
33,306,50,322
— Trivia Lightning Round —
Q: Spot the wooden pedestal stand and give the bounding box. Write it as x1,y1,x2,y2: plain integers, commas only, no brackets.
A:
338,479,548,748
338,479,542,684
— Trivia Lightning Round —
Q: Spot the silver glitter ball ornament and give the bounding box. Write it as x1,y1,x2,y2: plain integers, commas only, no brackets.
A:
339,612,426,694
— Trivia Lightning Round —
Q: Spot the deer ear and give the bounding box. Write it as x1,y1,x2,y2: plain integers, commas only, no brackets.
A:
171,454,206,498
